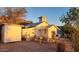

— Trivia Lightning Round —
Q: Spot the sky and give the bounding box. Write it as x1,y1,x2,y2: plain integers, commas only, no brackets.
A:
27,7,69,26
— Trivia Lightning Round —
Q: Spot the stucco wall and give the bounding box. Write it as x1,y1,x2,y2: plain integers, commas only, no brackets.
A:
2,24,21,43
22,27,35,40
48,26,57,39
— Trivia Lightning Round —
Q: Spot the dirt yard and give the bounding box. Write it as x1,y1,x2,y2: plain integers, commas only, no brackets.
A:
0,39,74,52
0,41,57,52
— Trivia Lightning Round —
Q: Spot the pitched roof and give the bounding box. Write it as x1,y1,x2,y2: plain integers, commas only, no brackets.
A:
25,22,40,28
15,18,33,25
25,21,49,28
48,24,60,30
0,16,32,25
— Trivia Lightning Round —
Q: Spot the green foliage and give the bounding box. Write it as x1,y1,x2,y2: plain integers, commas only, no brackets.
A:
60,7,79,51
60,8,79,24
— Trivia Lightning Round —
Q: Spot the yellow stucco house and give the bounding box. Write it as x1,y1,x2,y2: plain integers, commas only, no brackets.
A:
22,16,48,41
22,16,59,42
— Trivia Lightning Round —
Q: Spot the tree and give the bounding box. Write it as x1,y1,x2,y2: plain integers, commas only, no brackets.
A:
0,7,27,23
60,7,79,51
60,8,79,25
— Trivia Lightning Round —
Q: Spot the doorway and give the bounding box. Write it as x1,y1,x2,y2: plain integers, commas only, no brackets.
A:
0,24,4,42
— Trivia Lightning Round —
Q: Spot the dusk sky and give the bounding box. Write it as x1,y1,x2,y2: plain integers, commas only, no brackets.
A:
27,7,69,26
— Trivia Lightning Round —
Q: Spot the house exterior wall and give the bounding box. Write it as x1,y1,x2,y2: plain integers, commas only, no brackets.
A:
48,26,58,42
35,22,48,40
22,16,59,42
35,26,48,39
2,24,21,43
22,22,59,42
22,22,48,41
22,27,35,41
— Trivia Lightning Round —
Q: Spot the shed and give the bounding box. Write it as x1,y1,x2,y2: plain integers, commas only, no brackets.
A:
0,24,22,43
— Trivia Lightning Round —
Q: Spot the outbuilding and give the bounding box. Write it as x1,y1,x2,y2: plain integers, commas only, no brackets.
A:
0,24,22,43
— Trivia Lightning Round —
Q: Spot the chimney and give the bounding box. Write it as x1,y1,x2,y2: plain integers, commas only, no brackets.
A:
39,16,47,23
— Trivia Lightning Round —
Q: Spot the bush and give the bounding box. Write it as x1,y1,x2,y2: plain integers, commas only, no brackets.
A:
62,24,79,51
